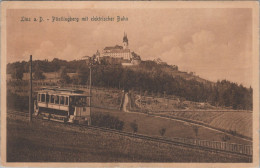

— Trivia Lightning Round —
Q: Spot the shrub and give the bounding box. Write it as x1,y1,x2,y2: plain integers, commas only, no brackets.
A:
221,134,230,142
91,113,124,131
7,90,29,112
227,129,237,136
193,125,199,138
130,120,138,133
159,128,166,136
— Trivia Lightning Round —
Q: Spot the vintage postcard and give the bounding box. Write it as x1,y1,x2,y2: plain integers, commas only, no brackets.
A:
1,1,259,167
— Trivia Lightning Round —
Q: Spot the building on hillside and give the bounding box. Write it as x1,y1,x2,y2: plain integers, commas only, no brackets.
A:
81,55,94,64
102,45,131,60
83,33,141,65
97,33,141,63
97,32,131,60
154,58,167,65
82,55,91,60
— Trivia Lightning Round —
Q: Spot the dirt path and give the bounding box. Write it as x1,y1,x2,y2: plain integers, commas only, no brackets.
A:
122,92,129,112
135,95,141,108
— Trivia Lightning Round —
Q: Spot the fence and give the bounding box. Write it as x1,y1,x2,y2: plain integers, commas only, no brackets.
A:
172,137,252,156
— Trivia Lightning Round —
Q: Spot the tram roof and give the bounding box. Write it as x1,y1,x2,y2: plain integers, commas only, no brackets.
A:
36,87,91,97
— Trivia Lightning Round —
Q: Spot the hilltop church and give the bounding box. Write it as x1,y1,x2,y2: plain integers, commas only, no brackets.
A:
83,33,141,65
102,33,131,60
96,33,136,61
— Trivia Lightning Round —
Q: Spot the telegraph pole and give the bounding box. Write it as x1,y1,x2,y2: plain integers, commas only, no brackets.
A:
88,60,92,126
29,55,33,122
140,89,142,113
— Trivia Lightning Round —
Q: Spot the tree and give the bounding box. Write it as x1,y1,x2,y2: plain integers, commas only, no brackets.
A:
34,69,45,80
159,128,166,136
76,66,89,85
33,63,45,80
71,76,79,85
193,125,199,138
11,68,23,80
130,120,138,133
60,69,71,84
221,135,230,142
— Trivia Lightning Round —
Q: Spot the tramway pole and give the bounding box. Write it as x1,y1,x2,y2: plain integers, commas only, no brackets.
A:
29,55,33,122
88,60,92,126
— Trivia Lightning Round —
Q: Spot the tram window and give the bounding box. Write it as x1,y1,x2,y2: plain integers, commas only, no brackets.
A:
55,96,59,104
75,96,87,106
70,97,74,105
65,97,68,105
82,97,86,105
46,94,49,103
50,95,54,103
41,94,45,102
60,96,64,105
38,94,40,102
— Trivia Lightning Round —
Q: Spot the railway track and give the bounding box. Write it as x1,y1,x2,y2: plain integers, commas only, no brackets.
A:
7,110,252,161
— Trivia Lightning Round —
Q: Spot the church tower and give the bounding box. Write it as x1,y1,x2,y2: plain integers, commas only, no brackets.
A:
123,32,129,49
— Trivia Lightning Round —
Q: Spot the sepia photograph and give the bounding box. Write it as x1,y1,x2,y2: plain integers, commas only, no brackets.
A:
1,1,259,167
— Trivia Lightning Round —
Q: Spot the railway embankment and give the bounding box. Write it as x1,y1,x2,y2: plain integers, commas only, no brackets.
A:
7,113,251,162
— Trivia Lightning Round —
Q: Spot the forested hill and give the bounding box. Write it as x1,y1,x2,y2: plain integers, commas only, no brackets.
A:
7,58,253,110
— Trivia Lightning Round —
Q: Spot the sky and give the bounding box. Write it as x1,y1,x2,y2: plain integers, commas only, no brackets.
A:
6,8,252,87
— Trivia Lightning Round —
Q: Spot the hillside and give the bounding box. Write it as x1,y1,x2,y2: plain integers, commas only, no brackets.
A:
7,58,252,110
7,59,208,83
130,60,211,84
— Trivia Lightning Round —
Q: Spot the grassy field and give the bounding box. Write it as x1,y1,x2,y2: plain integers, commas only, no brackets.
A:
91,108,252,145
127,92,252,139
128,92,224,112
209,112,252,137
7,115,251,162
90,88,123,110
152,111,252,138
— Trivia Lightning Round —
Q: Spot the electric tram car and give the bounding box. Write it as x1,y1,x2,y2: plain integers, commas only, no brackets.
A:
34,87,91,124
